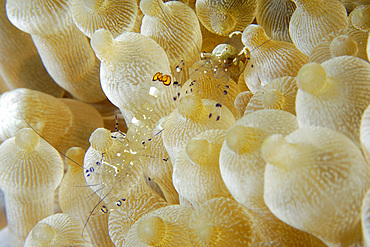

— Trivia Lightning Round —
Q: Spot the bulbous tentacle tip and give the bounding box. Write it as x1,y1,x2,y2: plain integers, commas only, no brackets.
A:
189,197,253,245
296,62,328,95
350,4,370,31
243,24,264,34
185,138,211,164
91,29,114,59
242,24,268,46
89,127,112,151
177,94,204,118
65,147,84,159
330,35,358,57
25,214,92,246
30,223,56,246
262,89,285,109
225,125,262,154
261,134,289,167
15,128,40,151
211,12,236,35
262,132,318,171
196,224,214,243
65,147,85,169
136,215,166,245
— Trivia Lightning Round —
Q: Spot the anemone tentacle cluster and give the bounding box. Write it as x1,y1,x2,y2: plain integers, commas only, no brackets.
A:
1,0,370,246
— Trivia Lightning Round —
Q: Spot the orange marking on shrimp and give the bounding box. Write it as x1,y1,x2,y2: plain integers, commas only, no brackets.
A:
152,72,172,86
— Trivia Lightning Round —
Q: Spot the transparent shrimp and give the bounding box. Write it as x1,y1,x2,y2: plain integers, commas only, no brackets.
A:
11,0,276,238
82,40,251,215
